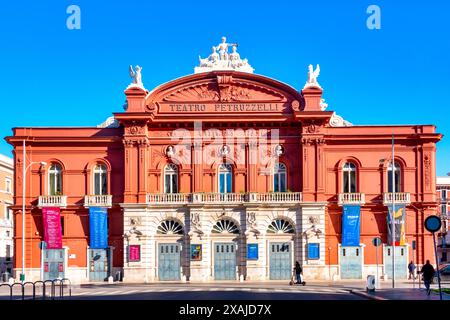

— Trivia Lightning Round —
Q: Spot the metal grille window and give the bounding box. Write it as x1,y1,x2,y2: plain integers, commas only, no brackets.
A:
164,163,178,194
93,164,108,195
157,219,184,235
343,162,356,193
267,219,295,234
218,164,232,193
48,163,63,195
387,162,401,192
273,163,287,192
212,219,239,234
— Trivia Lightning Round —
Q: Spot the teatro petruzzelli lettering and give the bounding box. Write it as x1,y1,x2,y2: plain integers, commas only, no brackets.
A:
167,103,281,113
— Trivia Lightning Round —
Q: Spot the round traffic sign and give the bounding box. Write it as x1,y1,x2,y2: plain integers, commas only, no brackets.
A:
424,215,442,233
372,237,382,247
38,241,47,250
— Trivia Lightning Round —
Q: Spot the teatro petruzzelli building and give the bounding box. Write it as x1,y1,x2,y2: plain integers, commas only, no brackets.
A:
6,38,441,283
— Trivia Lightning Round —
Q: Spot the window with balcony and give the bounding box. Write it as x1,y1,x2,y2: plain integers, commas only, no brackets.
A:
93,164,108,195
387,162,401,192
218,164,232,193
164,163,179,194
274,163,287,192
343,162,357,193
48,163,63,195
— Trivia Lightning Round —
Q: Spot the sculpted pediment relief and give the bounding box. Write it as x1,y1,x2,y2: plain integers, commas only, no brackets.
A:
161,81,285,103
144,72,303,116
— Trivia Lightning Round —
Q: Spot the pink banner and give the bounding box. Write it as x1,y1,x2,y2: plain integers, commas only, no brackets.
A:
42,207,62,249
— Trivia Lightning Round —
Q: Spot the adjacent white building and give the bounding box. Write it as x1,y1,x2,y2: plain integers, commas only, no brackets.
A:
437,175,450,263
0,154,13,276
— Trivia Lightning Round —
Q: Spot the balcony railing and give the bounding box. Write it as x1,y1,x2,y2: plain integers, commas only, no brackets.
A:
147,193,191,204
84,195,112,207
338,193,365,205
197,193,246,203
146,192,302,205
38,195,67,208
383,192,411,205
256,192,302,203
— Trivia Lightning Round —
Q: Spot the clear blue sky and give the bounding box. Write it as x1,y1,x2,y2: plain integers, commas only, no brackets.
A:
0,1,449,175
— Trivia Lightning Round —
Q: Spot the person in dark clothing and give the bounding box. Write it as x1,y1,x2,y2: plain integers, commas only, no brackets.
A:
295,261,303,284
420,260,436,295
408,261,416,280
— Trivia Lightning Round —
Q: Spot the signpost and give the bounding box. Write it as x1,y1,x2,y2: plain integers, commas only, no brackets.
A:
372,237,382,289
424,215,443,300
412,240,416,288
39,241,47,281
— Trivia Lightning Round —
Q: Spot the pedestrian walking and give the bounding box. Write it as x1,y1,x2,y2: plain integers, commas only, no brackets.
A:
420,260,436,295
408,261,416,280
294,261,305,285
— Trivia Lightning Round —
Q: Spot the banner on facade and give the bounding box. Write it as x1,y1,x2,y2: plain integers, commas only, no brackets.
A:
190,244,202,261
42,207,62,249
342,205,361,246
387,205,406,246
89,207,108,249
128,245,141,262
247,244,258,260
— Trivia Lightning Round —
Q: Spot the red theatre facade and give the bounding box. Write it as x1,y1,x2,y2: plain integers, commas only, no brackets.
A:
6,61,442,283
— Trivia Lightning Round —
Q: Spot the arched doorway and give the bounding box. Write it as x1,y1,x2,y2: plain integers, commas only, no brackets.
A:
156,219,184,281
267,218,295,280
212,218,240,280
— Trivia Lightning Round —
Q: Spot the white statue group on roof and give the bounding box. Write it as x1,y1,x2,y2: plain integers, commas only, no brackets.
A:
195,36,254,73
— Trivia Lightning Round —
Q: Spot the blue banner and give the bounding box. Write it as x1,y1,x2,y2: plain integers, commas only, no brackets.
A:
247,244,258,260
342,205,361,246
89,207,108,249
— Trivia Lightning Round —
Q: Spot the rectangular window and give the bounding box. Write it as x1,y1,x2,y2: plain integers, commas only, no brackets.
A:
60,216,65,236
274,175,279,192
442,189,448,201
164,174,171,193
5,178,11,193
226,173,232,193
280,174,286,192
442,205,447,216
6,245,11,261
6,208,11,220
171,174,178,193
219,174,225,193
350,171,356,193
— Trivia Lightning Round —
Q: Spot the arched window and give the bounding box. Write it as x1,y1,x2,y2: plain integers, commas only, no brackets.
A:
93,164,108,195
267,219,295,234
48,163,62,195
274,163,287,192
218,164,232,193
157,219,184,235
387,162,401,192
343,162,356,193
164,163,178,193
212,219,239,234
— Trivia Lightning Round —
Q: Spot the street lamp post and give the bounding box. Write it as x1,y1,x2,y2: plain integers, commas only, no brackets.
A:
391,134,396,288
20,139,46,282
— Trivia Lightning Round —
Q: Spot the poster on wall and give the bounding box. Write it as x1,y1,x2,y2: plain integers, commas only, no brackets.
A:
89,207,108,249
307,243,320,259
387,205,406,246
128,245,141,262
190,244,202,261
42,207,62,249
247,244,258,260
342,205,361,246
